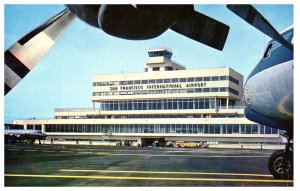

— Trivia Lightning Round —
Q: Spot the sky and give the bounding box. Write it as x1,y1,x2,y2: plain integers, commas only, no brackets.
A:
3,3,294,123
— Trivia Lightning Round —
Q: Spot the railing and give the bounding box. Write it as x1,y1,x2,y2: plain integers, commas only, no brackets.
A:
55,105,245,113
55,108,101,113
218,106,245,109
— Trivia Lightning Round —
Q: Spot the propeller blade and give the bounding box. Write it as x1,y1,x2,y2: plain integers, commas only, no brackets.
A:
5,8,75,95
227,4,293,51
170,11,230,51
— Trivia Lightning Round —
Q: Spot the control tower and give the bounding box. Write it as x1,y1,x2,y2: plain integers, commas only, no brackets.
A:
144,47,186,72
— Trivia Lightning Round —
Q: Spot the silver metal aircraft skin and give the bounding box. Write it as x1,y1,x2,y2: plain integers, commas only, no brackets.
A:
244,25,293,134
5,129,47,144
227,4,293,180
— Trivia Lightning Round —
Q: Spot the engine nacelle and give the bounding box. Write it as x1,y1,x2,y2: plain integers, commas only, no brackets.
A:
67,5,194,40
67,5,100,28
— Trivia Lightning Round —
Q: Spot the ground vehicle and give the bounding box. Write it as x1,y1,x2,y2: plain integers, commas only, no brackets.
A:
165,141,174,147
175,141,199,148
200,143,209,148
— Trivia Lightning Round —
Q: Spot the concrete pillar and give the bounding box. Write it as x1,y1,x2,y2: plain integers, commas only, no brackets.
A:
42,124,46,133
226,98,229,109
215,97,218,111
24,124,27,130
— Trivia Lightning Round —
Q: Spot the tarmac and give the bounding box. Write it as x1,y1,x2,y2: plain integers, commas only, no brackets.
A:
5,143,293,187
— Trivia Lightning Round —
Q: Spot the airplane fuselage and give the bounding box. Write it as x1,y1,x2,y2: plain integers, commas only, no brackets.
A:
243,26,293,132
5,129,47,143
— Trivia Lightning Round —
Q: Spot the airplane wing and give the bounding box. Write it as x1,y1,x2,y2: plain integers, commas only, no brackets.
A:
170,11,230,51
227,4,293,51
5,5,229,95
5,8,75,95
68,5,229,51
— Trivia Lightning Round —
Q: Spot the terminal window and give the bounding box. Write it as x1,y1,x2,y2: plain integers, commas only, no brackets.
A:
165,66,173,71
153,67,160,71
204,77,211,81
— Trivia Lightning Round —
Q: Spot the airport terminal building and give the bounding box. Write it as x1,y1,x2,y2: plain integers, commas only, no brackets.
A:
13,48,283,145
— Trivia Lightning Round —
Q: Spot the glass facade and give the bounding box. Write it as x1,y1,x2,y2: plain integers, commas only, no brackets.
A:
93,75,240,87
45,123,278,135
93,87,239,97
148,50,172,59
99,98,238,111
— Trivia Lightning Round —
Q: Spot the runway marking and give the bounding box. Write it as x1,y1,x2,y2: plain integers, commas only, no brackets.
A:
4,173,293,183
108,153,269,158
95,152,111,155
42,150,56,153
77,152,93,154
59,151,74,153
24,150,37,152
7,149,20,151
59,169,273,177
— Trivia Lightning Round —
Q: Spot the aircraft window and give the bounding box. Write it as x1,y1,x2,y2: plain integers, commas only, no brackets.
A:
263,43,272,59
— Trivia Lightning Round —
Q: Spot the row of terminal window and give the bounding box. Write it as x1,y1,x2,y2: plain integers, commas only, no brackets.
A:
44,123,278,135
55,98,236,113
55,114,245,120
99,98,236,111
93,75,240,87
93,87,239,97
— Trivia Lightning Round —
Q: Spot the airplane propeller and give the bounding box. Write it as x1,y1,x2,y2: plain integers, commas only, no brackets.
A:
5,5,230,95
67,5,229,50
5,8,75,95
227,4,293,51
